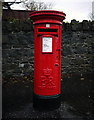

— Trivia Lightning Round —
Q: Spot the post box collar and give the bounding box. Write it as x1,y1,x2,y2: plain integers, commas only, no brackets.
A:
30,10,66,25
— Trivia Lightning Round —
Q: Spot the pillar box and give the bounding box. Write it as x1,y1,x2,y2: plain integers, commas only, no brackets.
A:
30,10,66,110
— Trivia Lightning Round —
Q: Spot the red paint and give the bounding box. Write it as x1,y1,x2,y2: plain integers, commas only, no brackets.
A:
30,10,66,96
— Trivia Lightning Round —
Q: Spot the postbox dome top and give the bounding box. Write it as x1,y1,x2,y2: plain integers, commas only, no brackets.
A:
30,10,66,25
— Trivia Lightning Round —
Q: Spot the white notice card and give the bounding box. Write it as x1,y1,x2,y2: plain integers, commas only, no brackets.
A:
42,37,52,52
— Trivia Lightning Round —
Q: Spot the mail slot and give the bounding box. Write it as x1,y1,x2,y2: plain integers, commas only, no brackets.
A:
30,10,66,110
37,27,58,35
38,28,58,32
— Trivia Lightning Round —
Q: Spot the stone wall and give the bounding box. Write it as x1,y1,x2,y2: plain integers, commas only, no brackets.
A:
2,19,94,79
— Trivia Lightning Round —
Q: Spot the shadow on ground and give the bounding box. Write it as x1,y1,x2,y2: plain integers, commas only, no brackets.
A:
2,73,94,119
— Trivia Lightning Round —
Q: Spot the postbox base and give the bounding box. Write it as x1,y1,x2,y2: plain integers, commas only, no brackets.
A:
33,93,61,111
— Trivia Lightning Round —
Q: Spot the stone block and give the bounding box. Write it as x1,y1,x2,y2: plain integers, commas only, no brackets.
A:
82,20,91,31
65,23,71,31
2,21,8,33
21,20,33,32
91,21,94,31
71,19,78,31
78,22,83,31
13,20,21,32
2,34,9,44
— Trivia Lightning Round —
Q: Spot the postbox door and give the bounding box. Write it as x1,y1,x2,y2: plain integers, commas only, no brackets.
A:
34,30,61,96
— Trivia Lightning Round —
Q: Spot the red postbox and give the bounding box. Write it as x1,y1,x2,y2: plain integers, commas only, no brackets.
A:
30,10,66,110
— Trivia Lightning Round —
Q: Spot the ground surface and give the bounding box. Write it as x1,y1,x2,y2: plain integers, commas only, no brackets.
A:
2,73,94,119
3,102,87,119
